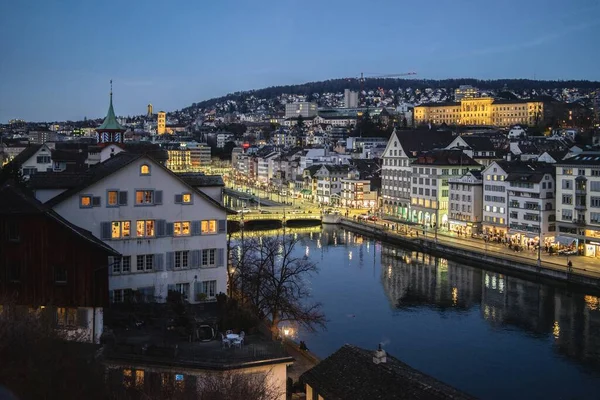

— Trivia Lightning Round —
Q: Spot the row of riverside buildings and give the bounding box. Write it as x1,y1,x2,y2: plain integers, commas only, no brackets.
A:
380,128,600,257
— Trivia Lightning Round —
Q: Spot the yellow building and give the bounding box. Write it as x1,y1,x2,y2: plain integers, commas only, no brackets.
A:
157,111,167,135
166,148,192,172
415,97,544,127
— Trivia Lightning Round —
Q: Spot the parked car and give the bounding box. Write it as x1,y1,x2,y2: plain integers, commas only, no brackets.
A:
237,208,252,214
259,209,271,214
367,216,378,222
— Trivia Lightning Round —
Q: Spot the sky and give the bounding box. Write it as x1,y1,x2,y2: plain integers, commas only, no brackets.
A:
1,0,599,122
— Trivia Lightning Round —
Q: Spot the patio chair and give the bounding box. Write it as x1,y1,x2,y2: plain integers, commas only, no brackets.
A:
220,333,230,348
226,330,233,335
232,337,243,348
239,330,245,338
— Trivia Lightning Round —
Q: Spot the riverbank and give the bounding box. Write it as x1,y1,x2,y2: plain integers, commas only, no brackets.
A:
340,218,600,291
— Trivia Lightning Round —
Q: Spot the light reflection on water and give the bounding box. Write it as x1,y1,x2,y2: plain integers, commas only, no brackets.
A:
235,225,600,399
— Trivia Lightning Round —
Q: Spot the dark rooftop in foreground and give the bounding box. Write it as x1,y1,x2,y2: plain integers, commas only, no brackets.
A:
103,303,292,370
176,173,225,187
301,344,476,400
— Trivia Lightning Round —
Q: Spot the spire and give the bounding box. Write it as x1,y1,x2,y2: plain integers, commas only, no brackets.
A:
97,80,125,132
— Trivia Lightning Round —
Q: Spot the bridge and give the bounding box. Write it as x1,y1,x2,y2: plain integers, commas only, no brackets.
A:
228,211,322,223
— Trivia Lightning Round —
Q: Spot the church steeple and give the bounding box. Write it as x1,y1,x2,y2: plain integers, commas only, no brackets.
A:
96,80,126,144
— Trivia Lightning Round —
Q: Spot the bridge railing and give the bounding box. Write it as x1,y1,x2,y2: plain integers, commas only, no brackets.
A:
228,213,322,221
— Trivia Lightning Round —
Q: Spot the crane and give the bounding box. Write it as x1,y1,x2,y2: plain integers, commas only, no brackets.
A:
354,72,417,105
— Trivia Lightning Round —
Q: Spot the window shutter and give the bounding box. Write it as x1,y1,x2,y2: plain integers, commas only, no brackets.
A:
217,248,224,267
174,194,183,204
156,220,166,237
218,219,226,233
101,222,111,240
191,249,201,267
155,253,164,271
166,252,175,271
154,190,163,205
191,221,201,236
118,191,128,206
77,308,88,328
166,222,174,236
92,196,101,207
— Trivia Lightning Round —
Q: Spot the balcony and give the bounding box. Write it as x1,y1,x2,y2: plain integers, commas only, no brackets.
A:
575,218,586,226
575,189,586,195
575,204,587,211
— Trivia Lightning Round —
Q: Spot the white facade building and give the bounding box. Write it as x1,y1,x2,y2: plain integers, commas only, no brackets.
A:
216,133,235,148
285,102,318,119
33,153,229,304
448,170,483,236
315,164,349,205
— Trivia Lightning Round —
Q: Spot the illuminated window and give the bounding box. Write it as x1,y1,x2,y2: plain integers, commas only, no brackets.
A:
135,190,154,205
123,369,133,388
80,195,92,207
111,221,131,239
201,220,217,234
174,221,190,236
135,370,144,388
107,190,118,206
56,307,77,327
140,164,150,175
182,193,192,203
136,220,155,237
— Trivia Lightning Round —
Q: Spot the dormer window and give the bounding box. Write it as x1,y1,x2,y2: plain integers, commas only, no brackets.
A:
140,164,151,175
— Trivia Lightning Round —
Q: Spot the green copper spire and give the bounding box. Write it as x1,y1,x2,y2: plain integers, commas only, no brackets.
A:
97,80,125,131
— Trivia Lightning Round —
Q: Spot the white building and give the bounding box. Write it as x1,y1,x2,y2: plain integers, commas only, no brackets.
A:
344,89,358,108
30,153,229,304
216,133,235,148
285,102,318,119
315,164,349,205
506,164,556,248
448,170,483,236
257,152,279,184
9,143,54,178
340,170,377,209
555,153,600,257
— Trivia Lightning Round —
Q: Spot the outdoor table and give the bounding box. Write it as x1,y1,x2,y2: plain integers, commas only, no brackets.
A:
226,334,239,340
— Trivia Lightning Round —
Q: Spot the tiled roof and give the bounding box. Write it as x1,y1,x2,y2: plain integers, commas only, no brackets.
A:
0,183,119,256
176,173,224,187
300,345,476,400
412,150,480,166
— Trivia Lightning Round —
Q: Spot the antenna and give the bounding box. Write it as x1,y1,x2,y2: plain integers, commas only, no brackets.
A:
110,79,113,95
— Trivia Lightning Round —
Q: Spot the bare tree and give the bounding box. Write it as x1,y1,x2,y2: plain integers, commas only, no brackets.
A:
231,234,326,337
196,371,282,400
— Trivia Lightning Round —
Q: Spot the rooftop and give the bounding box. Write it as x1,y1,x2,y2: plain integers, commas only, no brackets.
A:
555,152,600,166
412,150,480,166
300,344,475,400
176,173,225,187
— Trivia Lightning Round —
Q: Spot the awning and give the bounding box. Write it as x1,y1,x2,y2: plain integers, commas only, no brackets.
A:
555,236,577,246
300,189,312,194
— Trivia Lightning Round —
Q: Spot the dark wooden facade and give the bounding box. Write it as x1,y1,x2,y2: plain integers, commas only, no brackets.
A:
0,184,118,308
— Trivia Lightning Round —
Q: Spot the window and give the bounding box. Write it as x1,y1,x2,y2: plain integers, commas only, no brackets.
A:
175,193,193,204
136,190,154,205
562,168,573,175
175,283,190,300
175,251,189,269
201,220,217,234
80,195,92,208
7,221,19,242
202,249,216,267
591,197,600,208
56,307,78,327
136,220,155,237
37,155,51,163
562,209,573,220
55,267,67,284
112,256,131,274
113,290,124,303
578,169,585,176
201,280,217,298
562,179,572,190
107,190,118,206
111,221,131,239
562,195,573,205
174,221,191,236
140,164,151,175
135,370,145,389
137,255,154,271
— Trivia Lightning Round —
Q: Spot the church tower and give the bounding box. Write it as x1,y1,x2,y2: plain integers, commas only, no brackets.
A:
96,80,126,144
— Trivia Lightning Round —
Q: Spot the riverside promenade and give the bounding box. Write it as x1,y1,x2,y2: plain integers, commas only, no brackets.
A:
341,217,600,290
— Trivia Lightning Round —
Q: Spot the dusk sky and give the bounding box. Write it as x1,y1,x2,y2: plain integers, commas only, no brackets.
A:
1,0,599,122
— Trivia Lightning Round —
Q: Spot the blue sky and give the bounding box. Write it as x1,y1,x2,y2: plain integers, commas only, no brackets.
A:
1,0,599,122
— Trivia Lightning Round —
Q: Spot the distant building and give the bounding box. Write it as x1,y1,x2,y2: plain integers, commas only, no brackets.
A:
157,111,167,135
189,143,212,169
216,133,234,148
415,97,545,127
285,102,318,119
147,103,153,117
344,89,359,108
28,130,57,144
455,85,480,101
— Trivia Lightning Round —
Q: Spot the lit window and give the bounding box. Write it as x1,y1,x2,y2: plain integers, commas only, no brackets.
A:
107,190,118,206
135,190,154,205
135,370,144,388
123,369,133,388
80,195,92,207
136,220,155,237
174,221,190,236
140,164,150,175
201,220,217,234
182,193,192,203
111,221,131,239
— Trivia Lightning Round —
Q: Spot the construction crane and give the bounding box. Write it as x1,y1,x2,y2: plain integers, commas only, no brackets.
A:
354,72,417,105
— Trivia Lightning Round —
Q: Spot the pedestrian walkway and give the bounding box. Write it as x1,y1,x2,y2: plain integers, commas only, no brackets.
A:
369,217,600,280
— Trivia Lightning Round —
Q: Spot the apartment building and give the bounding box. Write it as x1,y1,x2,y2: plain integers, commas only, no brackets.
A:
410,150,481,229
380,129,454,220
285,102,318,119
340,169,378,209
555,153,600,257
315,164,349,205
29,152,229,304
448,170,483,236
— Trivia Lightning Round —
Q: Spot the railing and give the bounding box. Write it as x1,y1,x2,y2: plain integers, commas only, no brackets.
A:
228,212,322,222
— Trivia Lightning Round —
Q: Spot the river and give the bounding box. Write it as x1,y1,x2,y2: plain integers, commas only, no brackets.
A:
239,225,600,399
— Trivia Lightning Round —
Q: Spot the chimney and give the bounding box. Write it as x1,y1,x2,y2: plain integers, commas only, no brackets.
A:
373,343,387,364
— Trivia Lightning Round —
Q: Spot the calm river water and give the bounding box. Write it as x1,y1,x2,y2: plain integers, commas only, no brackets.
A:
253,225,600,399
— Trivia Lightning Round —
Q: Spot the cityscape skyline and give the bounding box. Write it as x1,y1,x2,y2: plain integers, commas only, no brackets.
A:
1,0,600,122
